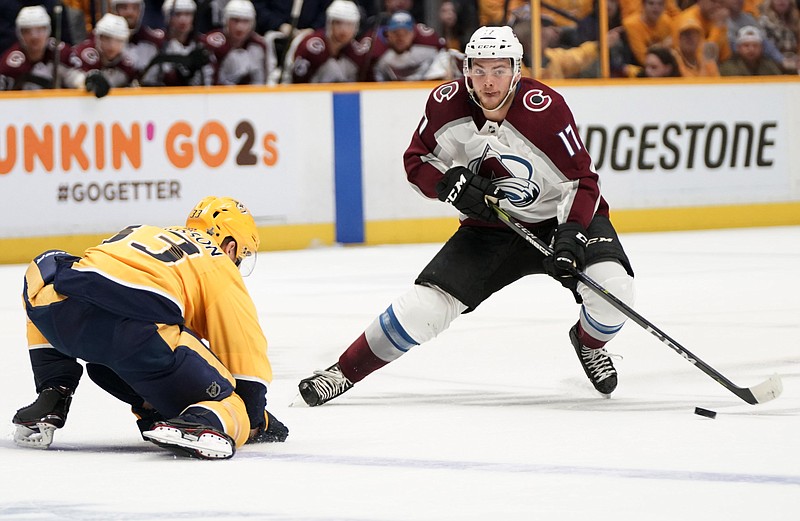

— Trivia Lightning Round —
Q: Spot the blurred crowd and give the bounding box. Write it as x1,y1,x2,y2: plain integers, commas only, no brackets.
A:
1,0,798,95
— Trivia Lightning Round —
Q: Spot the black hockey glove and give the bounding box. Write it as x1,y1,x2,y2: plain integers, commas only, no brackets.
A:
84,70,111,98
543,222,588,280
435,166,505,222
186,47,211,72
248,410,289,443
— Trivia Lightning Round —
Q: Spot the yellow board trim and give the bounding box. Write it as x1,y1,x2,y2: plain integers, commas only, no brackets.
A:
363,202,800,243
0,203,797,265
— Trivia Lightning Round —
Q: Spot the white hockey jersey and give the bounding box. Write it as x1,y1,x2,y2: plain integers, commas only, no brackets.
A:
404,77,608,229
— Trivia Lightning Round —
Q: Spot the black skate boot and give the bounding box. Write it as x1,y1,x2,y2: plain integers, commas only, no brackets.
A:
143,418,235,460
298,363,354,407
569,325,618,396
12,386,74,449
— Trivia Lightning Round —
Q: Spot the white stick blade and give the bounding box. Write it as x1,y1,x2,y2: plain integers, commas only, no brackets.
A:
750,373,783,404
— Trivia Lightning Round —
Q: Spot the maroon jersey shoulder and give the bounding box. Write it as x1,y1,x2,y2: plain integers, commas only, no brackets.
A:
131,26,165,46
422,79,473,127
295,29,330,66
0,44,30,76
412,24,446,49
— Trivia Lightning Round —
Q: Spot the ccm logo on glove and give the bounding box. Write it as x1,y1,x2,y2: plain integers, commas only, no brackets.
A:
435,166,505,222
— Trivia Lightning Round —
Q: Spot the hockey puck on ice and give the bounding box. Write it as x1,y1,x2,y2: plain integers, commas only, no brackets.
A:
694,407,717,419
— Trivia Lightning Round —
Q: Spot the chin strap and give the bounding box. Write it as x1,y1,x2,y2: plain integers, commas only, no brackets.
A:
467,74,521,113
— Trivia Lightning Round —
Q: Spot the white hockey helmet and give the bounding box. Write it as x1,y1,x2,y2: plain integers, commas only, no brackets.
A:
326,0,360,23
110,0,144,32
111,0,144,8
16,5,51,31
463,26,523,75
463,26,524,111
162,0,197,17
95,13,130,42
223,0,256,23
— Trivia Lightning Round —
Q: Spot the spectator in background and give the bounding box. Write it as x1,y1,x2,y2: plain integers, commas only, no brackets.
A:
758,0,800,72
477,0,523,26
623,0,674,66
575,0,624,43
140,0,212,86
571,0,638,77
438,0,474,51
362,0,428,36
726,0,789,69
673,0,732,62
638,44,682,75
283,0,369,83
673,16,721,75
511,13,601,78
0,5,74,90
619,0,682,20
63,13,138,97
204,0,268,84
720,24,784,73
60,0,94,42
111,0,165,77
368,10,452,81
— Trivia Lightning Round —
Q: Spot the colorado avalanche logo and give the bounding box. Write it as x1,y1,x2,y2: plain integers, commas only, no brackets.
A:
491,156,541,208
523,89,552,112
307,36,325,54
433,81,459,103
6,50,25,68
207,32,226,47
81,47,100,65
471,147,541,209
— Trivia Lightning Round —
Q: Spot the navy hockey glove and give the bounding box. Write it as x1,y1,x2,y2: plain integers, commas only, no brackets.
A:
84,70,111,98
436,166,505,222
544,222,588,280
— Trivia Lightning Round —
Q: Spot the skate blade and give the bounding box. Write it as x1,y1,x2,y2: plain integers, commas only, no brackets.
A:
13,422,56,449
288,393,310,407
143,427,233,459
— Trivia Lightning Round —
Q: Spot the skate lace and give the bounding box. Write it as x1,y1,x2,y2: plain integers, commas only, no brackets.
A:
310,367,352,401
581,346,621,382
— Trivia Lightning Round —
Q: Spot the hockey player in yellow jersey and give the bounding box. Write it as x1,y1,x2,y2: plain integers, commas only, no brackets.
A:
13,196,288,459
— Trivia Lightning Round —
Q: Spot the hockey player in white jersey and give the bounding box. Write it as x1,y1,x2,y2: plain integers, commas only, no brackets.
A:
298,26,636,406
203,0,268,85
282,0,369,84
109,0,165,77
0,6,74,90
140,0,212,86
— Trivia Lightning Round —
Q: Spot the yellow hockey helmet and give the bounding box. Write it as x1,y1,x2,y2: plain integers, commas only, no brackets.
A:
186,196,260,274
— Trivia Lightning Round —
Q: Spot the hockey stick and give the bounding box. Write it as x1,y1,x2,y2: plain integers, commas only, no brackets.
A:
488,202,783,405
52,1,63,89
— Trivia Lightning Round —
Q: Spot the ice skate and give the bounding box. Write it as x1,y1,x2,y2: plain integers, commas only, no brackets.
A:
570,325,618,396
12,386,73,449
143,419,235,460
297,363,354,407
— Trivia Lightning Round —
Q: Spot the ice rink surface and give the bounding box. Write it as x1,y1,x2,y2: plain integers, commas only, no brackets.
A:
0,226,798,520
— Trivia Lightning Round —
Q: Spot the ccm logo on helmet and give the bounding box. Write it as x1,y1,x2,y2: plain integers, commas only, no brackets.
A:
523,90,552,112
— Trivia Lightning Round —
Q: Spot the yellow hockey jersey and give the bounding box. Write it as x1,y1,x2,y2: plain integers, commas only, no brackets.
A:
52,224,272,388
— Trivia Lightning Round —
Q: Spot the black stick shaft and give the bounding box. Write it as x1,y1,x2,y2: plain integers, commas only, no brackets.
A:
490,203,777,405
52,2,63,89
